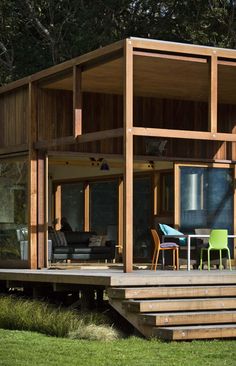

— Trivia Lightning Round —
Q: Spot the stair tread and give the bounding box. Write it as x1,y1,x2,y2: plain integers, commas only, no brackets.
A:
125,297,236,303
142,310,236,317
155,323,236,330
109,285,236,298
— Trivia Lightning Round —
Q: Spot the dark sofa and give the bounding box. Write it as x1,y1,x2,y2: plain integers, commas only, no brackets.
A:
52,231,116,262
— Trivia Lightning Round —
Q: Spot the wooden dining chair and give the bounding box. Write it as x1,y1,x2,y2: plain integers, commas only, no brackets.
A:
150,228,179,270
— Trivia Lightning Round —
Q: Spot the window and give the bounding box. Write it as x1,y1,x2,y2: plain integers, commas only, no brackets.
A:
180,166,233,233
133,177,152,260
0,156,28,261
61,183,84,231
90,180,118,238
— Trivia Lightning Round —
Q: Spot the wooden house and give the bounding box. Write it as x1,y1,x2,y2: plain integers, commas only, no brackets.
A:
1,37,236,340
0,37,236,271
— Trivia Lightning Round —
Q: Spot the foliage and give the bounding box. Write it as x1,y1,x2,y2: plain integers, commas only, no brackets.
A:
0,295,120,340
0,328,236,366
1,1,236,85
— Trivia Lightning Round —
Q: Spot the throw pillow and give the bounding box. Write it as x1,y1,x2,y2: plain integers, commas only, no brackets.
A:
88,235,103,247
48,229,67,248
159,223,186,246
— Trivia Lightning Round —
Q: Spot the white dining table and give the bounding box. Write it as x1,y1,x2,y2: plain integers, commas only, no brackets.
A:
162,234,236,271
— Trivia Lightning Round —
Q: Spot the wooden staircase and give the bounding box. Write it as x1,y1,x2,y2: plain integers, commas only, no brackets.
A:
108,284,236,340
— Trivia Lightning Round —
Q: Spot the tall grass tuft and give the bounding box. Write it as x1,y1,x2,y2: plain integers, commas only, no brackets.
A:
0,295,120,340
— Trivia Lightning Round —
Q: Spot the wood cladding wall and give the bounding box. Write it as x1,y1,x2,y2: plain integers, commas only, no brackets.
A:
71,92,235,160
0,87,29,147
37,89,73,144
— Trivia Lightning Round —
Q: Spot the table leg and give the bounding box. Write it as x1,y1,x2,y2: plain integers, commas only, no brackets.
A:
187,235,191,271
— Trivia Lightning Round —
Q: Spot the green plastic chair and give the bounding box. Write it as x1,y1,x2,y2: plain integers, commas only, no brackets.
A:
199,229,232,271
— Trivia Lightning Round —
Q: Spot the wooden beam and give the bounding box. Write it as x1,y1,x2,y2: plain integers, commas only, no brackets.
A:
131,37,236,59
208,54,218,133
84,182,90,231
30,40,124,82
0,77,30,95
133,51,207,64
0,145,28,156
123,39,133,273
76,128,124,143
35,129,124,150
35,136,76,149
133,127,236,142
28,82,38,269
73,66,82,136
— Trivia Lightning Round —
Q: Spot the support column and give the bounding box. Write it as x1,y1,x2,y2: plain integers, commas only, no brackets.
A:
123,39,133,273
37,151,48,268
208,53,218,133
73,66,82,136
28,82,38,269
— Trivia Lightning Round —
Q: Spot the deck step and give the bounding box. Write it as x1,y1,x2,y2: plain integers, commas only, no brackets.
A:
108,285,236,299
153,324,236,340
140,310,236,326
124,297,236,312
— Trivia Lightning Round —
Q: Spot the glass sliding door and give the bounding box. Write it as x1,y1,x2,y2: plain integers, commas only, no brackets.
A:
90,180,118,239
180,166,233,233
61,183,84,231
0,156,28,263
133,176,152,260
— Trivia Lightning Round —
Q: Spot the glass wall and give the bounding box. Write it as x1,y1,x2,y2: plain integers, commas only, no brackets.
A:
0,156,28,262
61,183,84,231
133,176,152,260
180,166,233,233
90,180,118,239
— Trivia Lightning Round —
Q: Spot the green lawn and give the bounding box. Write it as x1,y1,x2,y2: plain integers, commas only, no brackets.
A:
0,328,236,366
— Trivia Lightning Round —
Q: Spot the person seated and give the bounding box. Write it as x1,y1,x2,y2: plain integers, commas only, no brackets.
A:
60,217,73,232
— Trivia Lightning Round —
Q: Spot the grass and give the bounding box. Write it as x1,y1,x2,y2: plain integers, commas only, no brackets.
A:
0,295,120,340
0,328,236,366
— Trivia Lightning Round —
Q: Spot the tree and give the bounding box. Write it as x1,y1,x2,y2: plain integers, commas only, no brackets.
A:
1,0,236,85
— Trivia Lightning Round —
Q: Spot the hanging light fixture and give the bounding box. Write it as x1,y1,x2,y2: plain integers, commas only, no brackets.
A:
100,159,110,171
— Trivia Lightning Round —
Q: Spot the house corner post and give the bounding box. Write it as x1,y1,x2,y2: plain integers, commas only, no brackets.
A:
123,39,133,273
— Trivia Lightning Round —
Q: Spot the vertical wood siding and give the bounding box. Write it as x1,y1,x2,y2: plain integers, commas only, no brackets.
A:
0,87,29,146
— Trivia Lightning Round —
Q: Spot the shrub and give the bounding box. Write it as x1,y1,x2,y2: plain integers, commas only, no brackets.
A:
0,295,120,340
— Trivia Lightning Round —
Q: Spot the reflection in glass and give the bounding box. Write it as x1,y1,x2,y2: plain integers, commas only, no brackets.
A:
0,157,28,261
90,181,118,238
133,177,152,260
180,167,233,233
61,183,84,231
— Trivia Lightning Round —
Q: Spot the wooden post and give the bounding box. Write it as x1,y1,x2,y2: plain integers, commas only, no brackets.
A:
73,66,82,136
54,184,61,230
118,177,123,255
28,82,38,269
123,39,133,273
208,53,218,133
84,182,90,231
37,151,45,268
174,163,180,229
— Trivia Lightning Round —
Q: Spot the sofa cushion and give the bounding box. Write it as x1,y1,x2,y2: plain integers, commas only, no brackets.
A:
88,235,103,247
64,231,96,245
74,246,111,254
49,230,67,248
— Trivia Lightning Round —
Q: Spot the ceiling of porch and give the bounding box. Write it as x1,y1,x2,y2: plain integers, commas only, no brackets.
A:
42,54,236,105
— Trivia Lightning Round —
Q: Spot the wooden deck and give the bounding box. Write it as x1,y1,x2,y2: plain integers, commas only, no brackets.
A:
1,268,236,341
0,268,235,287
